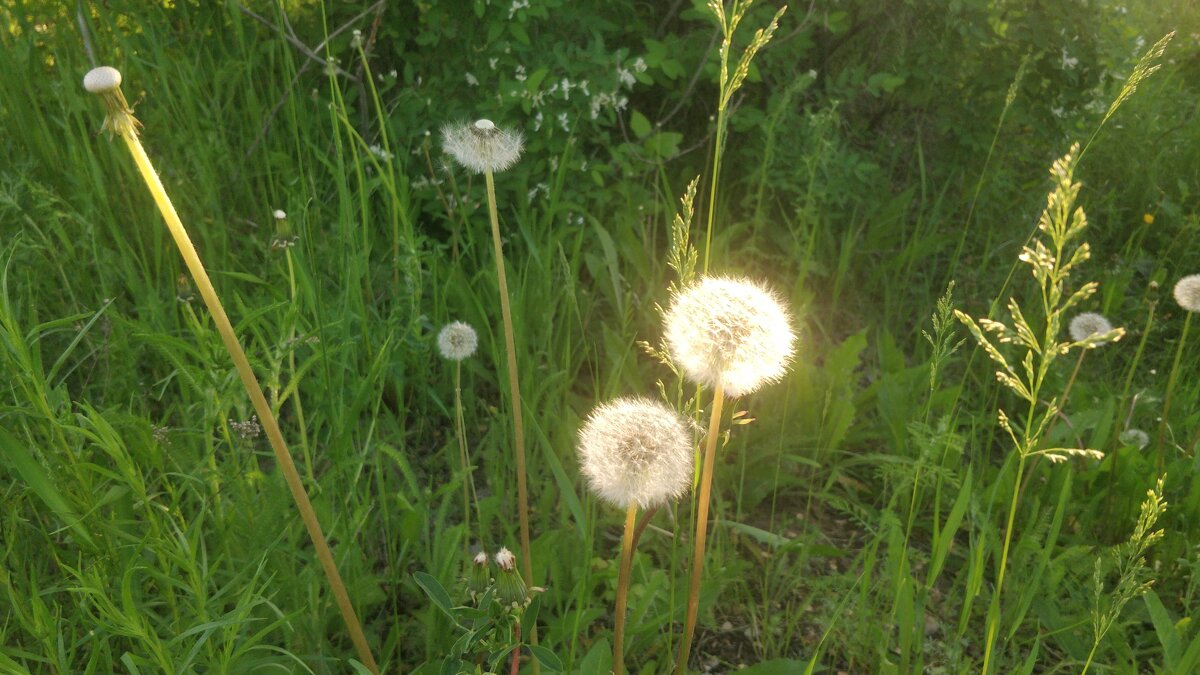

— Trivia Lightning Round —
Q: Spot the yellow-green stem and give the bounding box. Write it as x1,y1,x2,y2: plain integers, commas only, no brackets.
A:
613,502,639,675
454,362,473,551
484,170,537,663
676,380,726,675
980,453,1025,675
701,106,727,275
118,132,380,675
1155,312,1192,471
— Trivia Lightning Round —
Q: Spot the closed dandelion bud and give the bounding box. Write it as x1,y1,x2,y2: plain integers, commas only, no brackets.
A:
665,276,796,397
467,551,491,598
1069,312,1118,347
441,119,524,174
437,321,478,361
493,547,528,608
578,397,694,509
1173,274,1200,313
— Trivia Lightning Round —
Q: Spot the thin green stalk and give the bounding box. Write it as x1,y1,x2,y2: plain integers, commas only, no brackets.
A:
613,502,639,675
453,361,477,551
677,379,726,675
88,75,380,674
701,104,727,275
981,452,1026,675
1155,312,1192,470
484,169,537,662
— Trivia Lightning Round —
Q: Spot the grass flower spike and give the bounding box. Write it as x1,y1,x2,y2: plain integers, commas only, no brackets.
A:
438,321,479,361
668,275,795,674
84,67,379,674
1173,274,1200,312
665,276,795,398
578,397,693,675
441,119,524,174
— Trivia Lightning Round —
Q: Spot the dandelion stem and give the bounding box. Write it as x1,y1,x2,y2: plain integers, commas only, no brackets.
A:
484,168,537,660
1155,311,1192,471
454,361,478,551
613,502,639,675
114,128,379,674
677,379,726,675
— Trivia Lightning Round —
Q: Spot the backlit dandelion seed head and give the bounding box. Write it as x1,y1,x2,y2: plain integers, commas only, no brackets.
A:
664,276,795,397
1069,312,1114,343
1119,428,1150,450
578,397,693,509
1173,274,1200,312
437,321,478,361
441,118,524,174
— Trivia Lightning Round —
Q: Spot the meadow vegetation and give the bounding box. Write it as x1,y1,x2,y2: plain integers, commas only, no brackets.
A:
2,0,1200,673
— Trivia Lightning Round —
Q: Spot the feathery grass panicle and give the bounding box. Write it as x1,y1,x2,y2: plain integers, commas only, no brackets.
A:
578,397,694,509
1069,312,1117,346
437,321,479,361
1172,274,1200,312
441,119,524,174
665,276,795,397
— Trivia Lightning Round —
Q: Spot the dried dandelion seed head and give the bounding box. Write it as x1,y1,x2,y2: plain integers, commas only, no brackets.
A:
441,118,524,173
664,276,795,397
1069,312,1114,344
1119,428,1150,450
437,321,478,361
578,397,694,510
1173,274,1200,312
82,66,139,138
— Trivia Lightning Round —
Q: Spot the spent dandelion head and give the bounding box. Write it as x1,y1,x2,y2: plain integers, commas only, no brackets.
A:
437,321,478,361
1069,312,1115,346
664,275,795,397
441,118,524,174
493,546,529,608
1119,428,1150,450
1172,274,1200,313
83,66,140,138
578,397,694,510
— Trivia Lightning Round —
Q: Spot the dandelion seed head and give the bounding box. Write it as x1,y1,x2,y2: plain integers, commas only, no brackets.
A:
578,397,693,509
1119,428,1150,449
441,119,524,174
437,321,478,361
273,209,287,220
83,66,121,93
665,276,796,397
1069,312,1114,343
1173,274,1200,312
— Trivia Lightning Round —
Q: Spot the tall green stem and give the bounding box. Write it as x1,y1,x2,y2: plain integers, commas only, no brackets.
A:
980,453,1026,674
701,105,727,275
677,380,726,675
484,170,537,663
1155,312,1192,471
613,502,639,675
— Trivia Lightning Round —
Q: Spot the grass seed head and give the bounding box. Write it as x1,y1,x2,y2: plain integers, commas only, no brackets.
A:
437,321,478,361
578,397,694,510
1173,274,1200,312
441,119,524,174
664,275,795,397
1069,312,1114,344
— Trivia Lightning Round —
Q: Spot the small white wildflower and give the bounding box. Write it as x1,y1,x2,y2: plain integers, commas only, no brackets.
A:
367,144,394,162
616,66,635,89
514,64,527,82
465,72,479,86
1068,312,1115,345
350,29,363,50
578,397,694,509
1061,48,1079,69
1173,274,1200,312
508,0,530,19
633,56,647,73
437,321,478,361
489,57,499,70
665,276,796,397
273,209,287,220
441,119,524,174
557,111,570,132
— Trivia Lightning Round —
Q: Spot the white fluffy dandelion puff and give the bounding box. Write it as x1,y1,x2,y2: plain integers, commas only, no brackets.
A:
1173,274,1200,312
1119,428,1150,450
664,276,796,397
578,397,694,509
441,119,524,174
437,321,478,361
1068,312,1116,346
